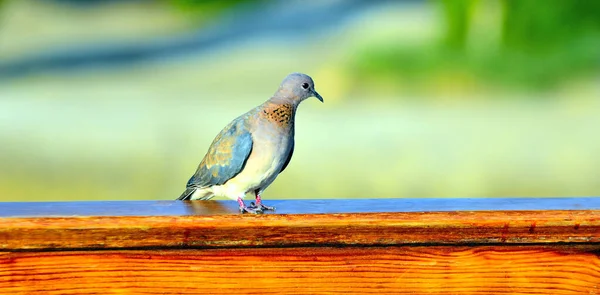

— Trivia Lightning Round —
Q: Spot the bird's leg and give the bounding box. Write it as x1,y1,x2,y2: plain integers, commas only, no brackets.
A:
250,191,275,211
237,196,263,214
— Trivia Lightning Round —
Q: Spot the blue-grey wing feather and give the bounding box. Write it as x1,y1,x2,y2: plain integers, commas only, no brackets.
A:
186,118,253,189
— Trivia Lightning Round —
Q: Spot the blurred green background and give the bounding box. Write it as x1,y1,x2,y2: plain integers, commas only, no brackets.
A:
0,0,599,202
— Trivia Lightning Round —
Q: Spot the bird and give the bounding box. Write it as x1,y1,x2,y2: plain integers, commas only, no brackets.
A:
177,73,323,213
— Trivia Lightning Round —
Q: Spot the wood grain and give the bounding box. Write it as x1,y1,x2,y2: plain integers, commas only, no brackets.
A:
1,246,599,294
1,209,599,250
1,199,599,294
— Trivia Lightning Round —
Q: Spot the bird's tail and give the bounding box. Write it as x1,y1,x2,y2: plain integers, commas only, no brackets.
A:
177,187,214,200
177,187,196,200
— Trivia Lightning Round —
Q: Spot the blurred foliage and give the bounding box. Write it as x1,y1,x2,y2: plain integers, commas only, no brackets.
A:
166,0,265,24
501,0,600,51
354,0,600,92
440,0,475,50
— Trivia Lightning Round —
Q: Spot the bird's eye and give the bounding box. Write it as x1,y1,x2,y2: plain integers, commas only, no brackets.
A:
301,83,309,90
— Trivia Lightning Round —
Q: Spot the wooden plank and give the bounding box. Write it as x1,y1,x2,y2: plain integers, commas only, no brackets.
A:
2,198,600,217
1,246,599,294
0,209,598,250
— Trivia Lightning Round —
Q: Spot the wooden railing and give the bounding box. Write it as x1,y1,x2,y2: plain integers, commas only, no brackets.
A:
1,198,599,294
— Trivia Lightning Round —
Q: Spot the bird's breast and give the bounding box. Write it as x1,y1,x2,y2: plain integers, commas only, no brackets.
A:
246,120,293,177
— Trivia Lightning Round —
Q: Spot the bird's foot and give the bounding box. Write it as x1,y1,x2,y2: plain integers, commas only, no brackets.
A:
249,202,275,212
237,196,264,214
249,193,275,212
239,205,264,214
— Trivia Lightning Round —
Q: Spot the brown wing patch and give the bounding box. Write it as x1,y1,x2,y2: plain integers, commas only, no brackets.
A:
201,125,238,169
188,119,253,188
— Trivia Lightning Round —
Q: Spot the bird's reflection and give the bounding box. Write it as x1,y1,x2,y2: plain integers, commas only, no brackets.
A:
182,200,239,215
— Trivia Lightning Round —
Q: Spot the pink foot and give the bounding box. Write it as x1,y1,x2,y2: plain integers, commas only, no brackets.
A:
249,193,275,211
237,196,262,214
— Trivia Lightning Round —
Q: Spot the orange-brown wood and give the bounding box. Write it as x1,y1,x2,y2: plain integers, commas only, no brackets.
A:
1,199,600,294
0,210,599,250
1,246,599,295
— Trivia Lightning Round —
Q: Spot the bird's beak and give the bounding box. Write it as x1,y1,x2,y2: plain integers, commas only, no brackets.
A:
312,90,324,102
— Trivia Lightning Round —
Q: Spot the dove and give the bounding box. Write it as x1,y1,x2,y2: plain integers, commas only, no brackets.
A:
177,73,323,213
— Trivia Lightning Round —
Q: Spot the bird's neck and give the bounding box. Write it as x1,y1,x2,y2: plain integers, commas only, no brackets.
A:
260,98,297,129
269,93,301,105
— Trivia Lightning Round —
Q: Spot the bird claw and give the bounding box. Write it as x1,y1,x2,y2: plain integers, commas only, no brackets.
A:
237,197,275,214
249,202,276,212
239,206,263,214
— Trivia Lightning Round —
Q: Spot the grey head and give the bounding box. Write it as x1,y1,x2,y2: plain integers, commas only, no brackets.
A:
273,73,323,104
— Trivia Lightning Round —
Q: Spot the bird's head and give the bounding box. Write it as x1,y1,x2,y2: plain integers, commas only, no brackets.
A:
274,73,323,104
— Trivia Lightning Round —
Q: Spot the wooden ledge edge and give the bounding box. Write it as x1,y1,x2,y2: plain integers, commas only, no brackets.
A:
0,210,599,250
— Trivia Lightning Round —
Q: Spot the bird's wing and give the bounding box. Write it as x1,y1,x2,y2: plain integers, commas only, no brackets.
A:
186,118,253,189
279,140,294,174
